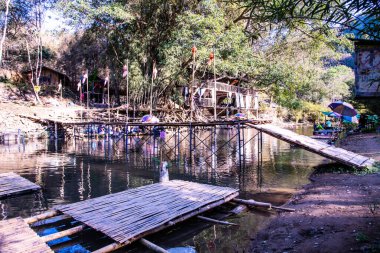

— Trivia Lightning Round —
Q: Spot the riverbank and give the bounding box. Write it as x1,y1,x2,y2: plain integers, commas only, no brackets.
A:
250,133,380,253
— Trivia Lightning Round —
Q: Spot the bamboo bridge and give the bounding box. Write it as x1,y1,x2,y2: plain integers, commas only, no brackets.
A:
246,123,376,169
55,119,376,169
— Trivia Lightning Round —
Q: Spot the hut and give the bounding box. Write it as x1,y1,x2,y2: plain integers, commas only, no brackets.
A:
23,66,71,91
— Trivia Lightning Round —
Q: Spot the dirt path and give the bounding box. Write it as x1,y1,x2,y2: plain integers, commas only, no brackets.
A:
250,133,380,253
339,133,380,161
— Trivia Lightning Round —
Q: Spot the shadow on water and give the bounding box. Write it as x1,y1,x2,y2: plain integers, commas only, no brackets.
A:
0,126,330,252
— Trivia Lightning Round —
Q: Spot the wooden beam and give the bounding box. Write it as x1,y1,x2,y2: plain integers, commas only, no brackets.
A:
139,238,169,253
24,210,59,224
41,225,85,242
197,215,238,226
232,198,295,212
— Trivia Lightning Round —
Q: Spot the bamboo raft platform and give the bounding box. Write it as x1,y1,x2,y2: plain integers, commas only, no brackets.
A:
249,124,376,169
0,181,293,253
54,180,238,247
0,172,41,198
0,217,52,253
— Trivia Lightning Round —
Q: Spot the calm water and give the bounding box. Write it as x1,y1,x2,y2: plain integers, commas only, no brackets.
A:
0,126,329,252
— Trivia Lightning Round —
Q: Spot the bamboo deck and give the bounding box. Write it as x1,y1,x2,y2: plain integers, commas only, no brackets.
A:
0,172,41,198
0,217,53,253
54,180,239,245
250,124,376,168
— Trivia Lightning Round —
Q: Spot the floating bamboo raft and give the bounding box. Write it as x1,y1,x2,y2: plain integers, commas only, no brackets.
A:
250,124,376,169
0,217,52,253
54,180,238,246
0,172,41,198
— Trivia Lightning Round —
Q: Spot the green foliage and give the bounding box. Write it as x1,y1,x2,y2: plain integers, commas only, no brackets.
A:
250,29,354,115
159,0,254,88
356,232,370,243
233,0,380,40
51,0,359,116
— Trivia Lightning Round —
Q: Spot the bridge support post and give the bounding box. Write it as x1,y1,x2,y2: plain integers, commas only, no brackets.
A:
125,123,129,154
189,124,193,161
237,122,245,169
257,129,263,187
54,122,58,140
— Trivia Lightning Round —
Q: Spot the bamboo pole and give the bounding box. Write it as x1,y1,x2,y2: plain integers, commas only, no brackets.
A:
139,238,169,253
232,198,295,212
197,215,238,226
24,210,59,224
213,47,217,121
126,59,129,123
190,46,195,122
86,70,89,109
150,62,155,115
108,72,110,122
41,225,85,242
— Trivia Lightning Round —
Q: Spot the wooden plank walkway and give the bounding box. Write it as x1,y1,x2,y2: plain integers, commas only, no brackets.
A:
54,180,238,245
0,217,53,253
0,172,41,198
249,124,377,169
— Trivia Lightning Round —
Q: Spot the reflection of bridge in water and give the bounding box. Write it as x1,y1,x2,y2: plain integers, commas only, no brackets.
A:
66,122,266,193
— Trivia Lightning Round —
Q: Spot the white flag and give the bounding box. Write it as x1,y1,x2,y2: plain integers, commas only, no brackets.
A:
152,62,158,80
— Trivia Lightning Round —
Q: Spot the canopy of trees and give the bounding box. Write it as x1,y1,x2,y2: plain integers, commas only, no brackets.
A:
1,0,378,117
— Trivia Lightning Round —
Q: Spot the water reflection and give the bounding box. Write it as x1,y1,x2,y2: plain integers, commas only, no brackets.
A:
0,127,329,252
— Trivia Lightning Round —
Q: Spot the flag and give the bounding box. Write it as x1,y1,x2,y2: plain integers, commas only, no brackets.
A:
230,79,238,86
152,62,158,80
81,70,88,84
104,76,109,87
191,45,197,56
77,81,81,91
122,64,128,79
207,52,214,65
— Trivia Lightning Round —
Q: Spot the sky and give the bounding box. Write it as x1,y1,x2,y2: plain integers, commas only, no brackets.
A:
43,9,73,33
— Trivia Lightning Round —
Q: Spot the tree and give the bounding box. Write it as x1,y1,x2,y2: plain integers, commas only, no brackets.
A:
232,0,380,39
0,0,11,65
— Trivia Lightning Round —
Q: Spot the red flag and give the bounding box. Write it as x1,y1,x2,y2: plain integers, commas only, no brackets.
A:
122,64,128,79
192,45,197,56
207,52,214,65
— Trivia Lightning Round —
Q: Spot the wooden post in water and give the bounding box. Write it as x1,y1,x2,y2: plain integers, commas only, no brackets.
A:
54,122,58,140
189,124,193,161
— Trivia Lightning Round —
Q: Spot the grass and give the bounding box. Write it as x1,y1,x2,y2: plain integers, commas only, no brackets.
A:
356,232,370,243
312,162,380,175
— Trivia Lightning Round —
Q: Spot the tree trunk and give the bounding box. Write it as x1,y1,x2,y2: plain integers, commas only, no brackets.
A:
0,0,11,65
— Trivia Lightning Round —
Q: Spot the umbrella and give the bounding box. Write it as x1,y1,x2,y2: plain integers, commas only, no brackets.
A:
234,113,246,120
328,101,357,117
342,115,359,123
141,115,159,123
328,112,342,118
321,111,342,119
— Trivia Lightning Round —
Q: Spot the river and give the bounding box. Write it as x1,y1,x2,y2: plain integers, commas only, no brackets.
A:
0,126,330,252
